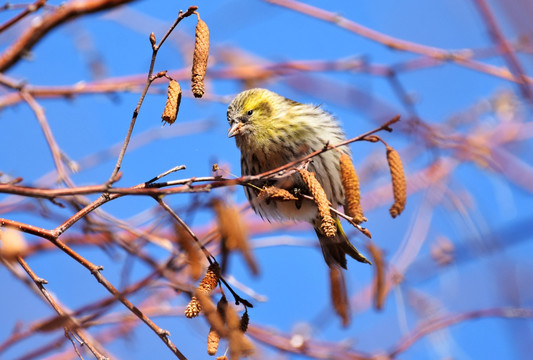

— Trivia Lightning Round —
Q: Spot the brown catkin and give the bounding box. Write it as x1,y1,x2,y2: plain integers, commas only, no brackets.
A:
339,153,365,224
299,169,336,237
192,16,209,98
258,186,298,202
206,295,229,355
367,243,386,310
184,296,201,318
216,295,228,318
199,263,220,294
162,80,181,125
240,311,249,333
185,263,220,318
212,199,259,276
197,292,227,336
174,222,202,281
207,327,220,355
329,267,350,327
227,306,255,358
386,146,407,218
211,199,246,251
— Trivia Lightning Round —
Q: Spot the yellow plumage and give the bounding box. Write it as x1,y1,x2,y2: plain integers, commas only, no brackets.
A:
227,88,370,268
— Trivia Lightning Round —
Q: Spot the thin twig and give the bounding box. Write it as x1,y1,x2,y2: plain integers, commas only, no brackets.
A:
0,118,400,201
0,0,47,33
15,257,109,359
146,165,187,184
0,218,187,359
388,307,533,358
20,91,71,185
0,0,136,72
265,0,533,85
154,196,215,263
107,6,197,184
471,0,533,101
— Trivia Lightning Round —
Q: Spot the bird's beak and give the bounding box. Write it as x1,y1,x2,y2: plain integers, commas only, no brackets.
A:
228,122,242,138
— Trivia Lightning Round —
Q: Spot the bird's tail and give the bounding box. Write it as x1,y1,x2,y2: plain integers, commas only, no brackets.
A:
314,217,371,269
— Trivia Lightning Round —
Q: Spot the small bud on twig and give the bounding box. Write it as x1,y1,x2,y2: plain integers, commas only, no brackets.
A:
149,32,156,46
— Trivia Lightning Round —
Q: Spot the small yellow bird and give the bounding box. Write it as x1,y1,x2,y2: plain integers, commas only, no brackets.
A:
227,88,370,269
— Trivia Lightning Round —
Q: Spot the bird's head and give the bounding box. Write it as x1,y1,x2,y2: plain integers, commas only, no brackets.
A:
227,88,286,142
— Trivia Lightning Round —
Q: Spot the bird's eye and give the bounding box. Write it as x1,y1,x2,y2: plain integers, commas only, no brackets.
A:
247,109,254,116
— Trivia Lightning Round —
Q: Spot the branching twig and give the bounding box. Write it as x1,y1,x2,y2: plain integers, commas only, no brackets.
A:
0,220,187,359
265,0,533,86
0,0,47,33
0,0,136,72
0,117,400,201
388,307,533,358
107,6,198,183
471,0,533,101
13,257,108,359
154,196,215,263
20,91,72,185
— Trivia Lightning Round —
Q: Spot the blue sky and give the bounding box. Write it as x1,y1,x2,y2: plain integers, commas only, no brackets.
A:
1,0,532,359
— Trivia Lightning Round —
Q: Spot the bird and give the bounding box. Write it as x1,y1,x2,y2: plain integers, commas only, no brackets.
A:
227,88,370,269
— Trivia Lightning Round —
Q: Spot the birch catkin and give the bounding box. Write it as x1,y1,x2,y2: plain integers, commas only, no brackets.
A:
198,263,219,294
227,306,255,358
207,328,220,355
161,80,181,125
175,222,202,281
386,146,407,218
204,295,228,354
329,266,350,327
367,242,386,310
299,169,336,237
339,153,365,224
258,186,298,202
212,198,259,276
192,16,209,98
240,311,249,333
185,263,220,318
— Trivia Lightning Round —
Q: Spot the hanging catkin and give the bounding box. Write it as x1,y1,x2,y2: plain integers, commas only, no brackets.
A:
161,80,181,125
386,146,406,218
192,16,209,98
299,169,336,237
184,263,220,318
339,153,365,224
